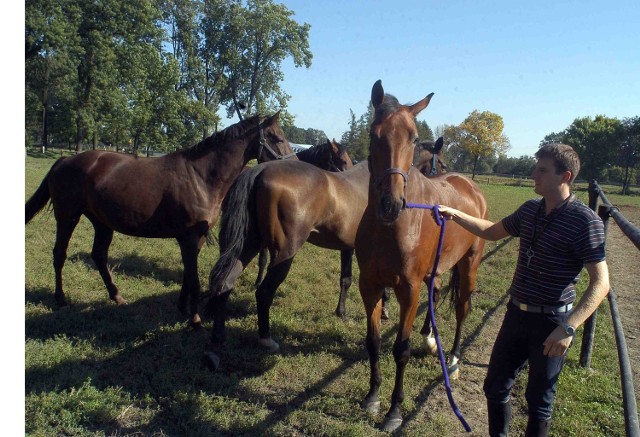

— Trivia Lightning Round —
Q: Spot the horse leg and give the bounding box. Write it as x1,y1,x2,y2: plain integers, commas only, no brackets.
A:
381,288,391,320
359,279,385,416
449,260,477,380
177,234,202,328
383,282,420,433
255,249,268,287
52,217,80,306
420,275,442,355
255,257,294,352
88,219,125,305
335,249,353,320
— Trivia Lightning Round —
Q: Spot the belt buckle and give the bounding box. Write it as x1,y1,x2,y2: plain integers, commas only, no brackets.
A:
518,302,528,311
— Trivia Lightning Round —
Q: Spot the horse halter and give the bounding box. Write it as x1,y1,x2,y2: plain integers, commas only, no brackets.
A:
428,154,439,177
257,124,297,161
367,155,409,188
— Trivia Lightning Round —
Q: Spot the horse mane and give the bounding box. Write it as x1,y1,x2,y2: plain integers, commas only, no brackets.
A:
296,141,328,161
181,115,263,160
374,94,401,120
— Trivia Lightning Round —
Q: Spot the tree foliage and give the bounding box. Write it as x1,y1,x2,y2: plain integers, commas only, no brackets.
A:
339,104,434,163
25,0,312,154
455,110,510,179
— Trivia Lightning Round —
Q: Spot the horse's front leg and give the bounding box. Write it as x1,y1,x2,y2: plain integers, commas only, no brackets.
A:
359,281,385,415
384,282,420,433
255,258,294,353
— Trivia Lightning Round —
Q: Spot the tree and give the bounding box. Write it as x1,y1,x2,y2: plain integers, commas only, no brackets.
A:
618,116,640,194
216,0,312,118
340,105,373,162
456,110,510,179
416,120,434,142
561,115,622,182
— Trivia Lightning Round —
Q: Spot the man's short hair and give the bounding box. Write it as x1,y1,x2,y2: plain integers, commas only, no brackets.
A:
535,143,580,184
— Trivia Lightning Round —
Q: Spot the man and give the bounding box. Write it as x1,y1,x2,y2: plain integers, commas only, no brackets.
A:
438,143,609,436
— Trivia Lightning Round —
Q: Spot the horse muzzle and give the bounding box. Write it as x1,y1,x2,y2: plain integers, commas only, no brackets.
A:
378,193,406,225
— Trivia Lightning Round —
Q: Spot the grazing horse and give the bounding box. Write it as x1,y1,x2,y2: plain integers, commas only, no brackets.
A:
254,139,353,287
25,113,295,327
413,136,447,177
355,80,487,432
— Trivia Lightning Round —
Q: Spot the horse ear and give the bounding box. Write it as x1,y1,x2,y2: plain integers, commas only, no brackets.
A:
270,111,281,124
433,136,444,153
371,80,384,108
409,92,434,117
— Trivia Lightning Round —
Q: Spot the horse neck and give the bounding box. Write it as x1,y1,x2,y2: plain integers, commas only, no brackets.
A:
296,146,325,168
183,135,255,185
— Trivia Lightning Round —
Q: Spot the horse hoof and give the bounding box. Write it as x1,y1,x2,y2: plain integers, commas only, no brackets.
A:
258,338,280,353
448,363,460,381
423,335,438,355
189,314,202,329
361,399,380,415
382,416,403,433
381,307,390,320
114,296,127,306
203,351,221,372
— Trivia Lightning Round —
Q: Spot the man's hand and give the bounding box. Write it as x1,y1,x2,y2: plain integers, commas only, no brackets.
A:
542,326,574,357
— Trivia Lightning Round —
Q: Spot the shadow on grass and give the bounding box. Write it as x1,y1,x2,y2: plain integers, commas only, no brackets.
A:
25,237,516,435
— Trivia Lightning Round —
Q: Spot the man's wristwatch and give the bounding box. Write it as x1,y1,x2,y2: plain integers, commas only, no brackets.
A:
560,322,576,336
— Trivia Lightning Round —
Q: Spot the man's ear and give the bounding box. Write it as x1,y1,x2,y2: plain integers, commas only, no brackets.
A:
562,170,572,184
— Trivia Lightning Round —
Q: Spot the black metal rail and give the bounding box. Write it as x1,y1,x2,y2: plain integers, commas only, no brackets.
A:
582,181,639,437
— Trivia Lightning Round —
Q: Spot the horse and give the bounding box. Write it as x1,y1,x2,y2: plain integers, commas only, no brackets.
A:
202,137,450,358
413,136,447,177
249,137,446,319
25,112,295,328
354,80,487,432
254,139,353,287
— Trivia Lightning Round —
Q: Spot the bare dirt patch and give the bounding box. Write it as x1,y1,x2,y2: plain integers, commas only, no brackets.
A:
438,204,640,436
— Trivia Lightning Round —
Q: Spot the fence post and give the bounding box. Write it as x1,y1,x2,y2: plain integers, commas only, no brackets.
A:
579,181,603,368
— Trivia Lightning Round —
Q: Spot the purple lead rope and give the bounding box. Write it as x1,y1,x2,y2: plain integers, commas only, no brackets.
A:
406,202,472,433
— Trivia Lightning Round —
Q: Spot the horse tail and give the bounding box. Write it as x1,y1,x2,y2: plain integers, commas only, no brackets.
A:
207,165,265,300
25,158,64,224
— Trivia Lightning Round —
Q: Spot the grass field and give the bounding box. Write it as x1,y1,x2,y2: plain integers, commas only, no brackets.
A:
25,154,636,436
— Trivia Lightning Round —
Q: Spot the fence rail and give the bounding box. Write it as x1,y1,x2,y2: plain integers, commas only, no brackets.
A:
583,180,640,437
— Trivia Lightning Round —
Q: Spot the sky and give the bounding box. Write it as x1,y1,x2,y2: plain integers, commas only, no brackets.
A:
252,0,640,158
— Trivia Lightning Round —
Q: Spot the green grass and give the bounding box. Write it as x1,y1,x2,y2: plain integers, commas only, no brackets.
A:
25,155,630,436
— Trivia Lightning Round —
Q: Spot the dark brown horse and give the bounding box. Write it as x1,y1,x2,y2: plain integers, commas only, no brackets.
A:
254,139,353,286
355,81,487,432
25,113,295,327
414,136,447,177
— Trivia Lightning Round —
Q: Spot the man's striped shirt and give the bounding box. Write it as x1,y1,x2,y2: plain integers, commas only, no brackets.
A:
501,195,606,306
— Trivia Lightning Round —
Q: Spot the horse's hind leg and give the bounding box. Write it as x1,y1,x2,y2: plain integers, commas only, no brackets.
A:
255,257,294,352
177,234,203,328
335,249,353,320
52,217,80,306
449,257,479,380
420,275,443,355
89,218,125,305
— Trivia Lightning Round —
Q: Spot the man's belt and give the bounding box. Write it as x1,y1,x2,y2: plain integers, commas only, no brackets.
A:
510,296,573,314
